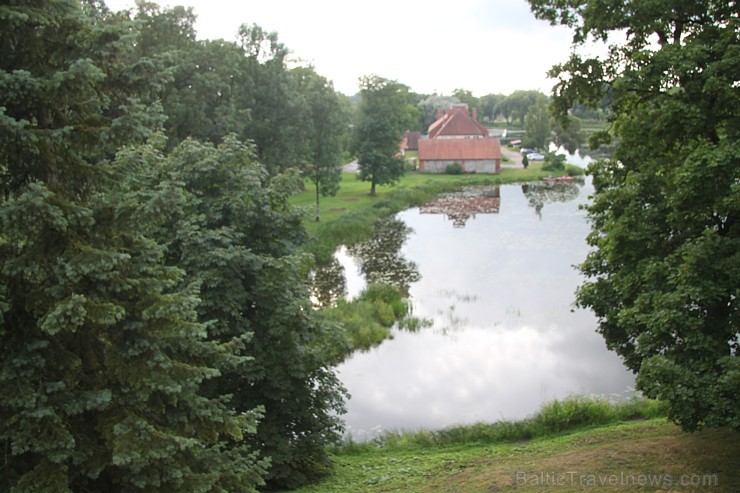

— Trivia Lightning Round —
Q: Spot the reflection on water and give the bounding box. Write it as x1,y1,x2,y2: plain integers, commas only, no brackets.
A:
311,217,421,304
419,187,501,228
334,178,635,440
309,257,347,307
522,181,580,219
347,217,421,296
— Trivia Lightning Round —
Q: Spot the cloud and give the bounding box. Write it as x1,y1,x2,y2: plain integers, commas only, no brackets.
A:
106,0,578,95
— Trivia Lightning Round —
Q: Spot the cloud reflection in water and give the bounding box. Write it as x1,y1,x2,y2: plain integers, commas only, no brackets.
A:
336,179,635,440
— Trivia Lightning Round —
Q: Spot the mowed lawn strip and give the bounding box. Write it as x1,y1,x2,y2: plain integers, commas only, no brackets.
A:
291,419,740,493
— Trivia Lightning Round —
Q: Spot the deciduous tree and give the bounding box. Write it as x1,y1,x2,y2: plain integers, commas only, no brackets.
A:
524,95,551,150
528,0,739,430
119,135,349,489
293,67,350,221
354,75,417,196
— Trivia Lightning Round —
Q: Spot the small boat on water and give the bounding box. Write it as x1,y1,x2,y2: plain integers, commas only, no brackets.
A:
543,176,575,183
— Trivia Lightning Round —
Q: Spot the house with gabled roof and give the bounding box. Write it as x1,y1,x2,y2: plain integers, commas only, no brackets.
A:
418,104,502,174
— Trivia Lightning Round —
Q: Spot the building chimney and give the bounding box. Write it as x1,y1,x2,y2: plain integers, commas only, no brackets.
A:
472,108,478,121
436,108,443,119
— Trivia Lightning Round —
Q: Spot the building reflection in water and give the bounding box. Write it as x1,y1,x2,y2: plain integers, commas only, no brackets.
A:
419,186,501,227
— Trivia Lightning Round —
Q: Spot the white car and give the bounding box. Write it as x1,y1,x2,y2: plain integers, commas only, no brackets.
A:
527,152,545,160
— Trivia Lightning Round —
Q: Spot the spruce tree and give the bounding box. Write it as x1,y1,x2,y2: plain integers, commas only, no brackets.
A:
116,135,349,490
0,1,266,490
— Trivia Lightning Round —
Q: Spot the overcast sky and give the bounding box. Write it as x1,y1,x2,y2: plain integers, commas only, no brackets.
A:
106,0,581,97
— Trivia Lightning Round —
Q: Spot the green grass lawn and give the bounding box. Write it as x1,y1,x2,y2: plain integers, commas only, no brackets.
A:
290,419,740,492
294,164,576,233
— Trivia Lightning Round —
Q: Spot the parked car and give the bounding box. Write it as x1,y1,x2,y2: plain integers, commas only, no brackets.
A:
520,148,535,155
527,152,545,160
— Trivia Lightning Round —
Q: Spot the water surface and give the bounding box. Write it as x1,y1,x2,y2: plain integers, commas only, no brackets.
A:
328,173,634,440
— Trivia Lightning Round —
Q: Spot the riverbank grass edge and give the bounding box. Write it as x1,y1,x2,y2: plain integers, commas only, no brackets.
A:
289,395,740,492
293,162,582,261
291,418,740,493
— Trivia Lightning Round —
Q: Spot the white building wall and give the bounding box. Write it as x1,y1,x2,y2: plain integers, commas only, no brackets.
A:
422,159,499,174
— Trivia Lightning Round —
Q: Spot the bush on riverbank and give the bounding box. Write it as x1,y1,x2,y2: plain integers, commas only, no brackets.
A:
337,395,668,452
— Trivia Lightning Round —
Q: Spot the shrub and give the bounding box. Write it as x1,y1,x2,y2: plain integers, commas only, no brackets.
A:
445,163,463,174
542,152,566,171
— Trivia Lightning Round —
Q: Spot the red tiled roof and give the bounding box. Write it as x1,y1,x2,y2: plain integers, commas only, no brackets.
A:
406,131,421,149
428,106,489,139
418,138,501,161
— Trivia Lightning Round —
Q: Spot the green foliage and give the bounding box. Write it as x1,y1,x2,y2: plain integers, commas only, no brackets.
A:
551,113,585,153
1,2,355,490
479,93,505,122
452,88,479,112
116,135,349,489
0,2,266,490
324,284,411,351
293,67,351,221
529,0,740,430
445,163,463,175
541,152,566,171
354,75,417,196
495,90,546,125
523,95,551,149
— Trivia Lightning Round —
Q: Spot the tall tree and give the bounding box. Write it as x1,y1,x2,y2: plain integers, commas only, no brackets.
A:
354,75,416,196
523,94,551,150
452,88,480,113
528,0,739,430
0,1,266,490
292,67,350,221
239,23,305,173
480,93,505,122
120,135,349,489
503,90,544,126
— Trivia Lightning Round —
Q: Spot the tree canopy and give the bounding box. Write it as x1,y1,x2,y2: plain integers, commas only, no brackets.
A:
528,0,739,430
0,2,267,489
523,94,551,150
354,75,417,196
1,1,348,490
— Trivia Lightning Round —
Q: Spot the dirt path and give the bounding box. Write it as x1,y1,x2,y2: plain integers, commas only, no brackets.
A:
500,146,524,168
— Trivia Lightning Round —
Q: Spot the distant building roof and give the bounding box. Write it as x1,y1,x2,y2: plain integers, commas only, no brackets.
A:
428,105,489,139
406,131,421,150
418,138,501,161
402,131,421,151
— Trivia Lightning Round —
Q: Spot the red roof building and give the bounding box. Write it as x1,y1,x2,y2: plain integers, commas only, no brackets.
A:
428,105,489,140
419,105,501,174
401,130,421,151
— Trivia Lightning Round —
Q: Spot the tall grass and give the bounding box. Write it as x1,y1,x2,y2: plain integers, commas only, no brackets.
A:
335,395,668,454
